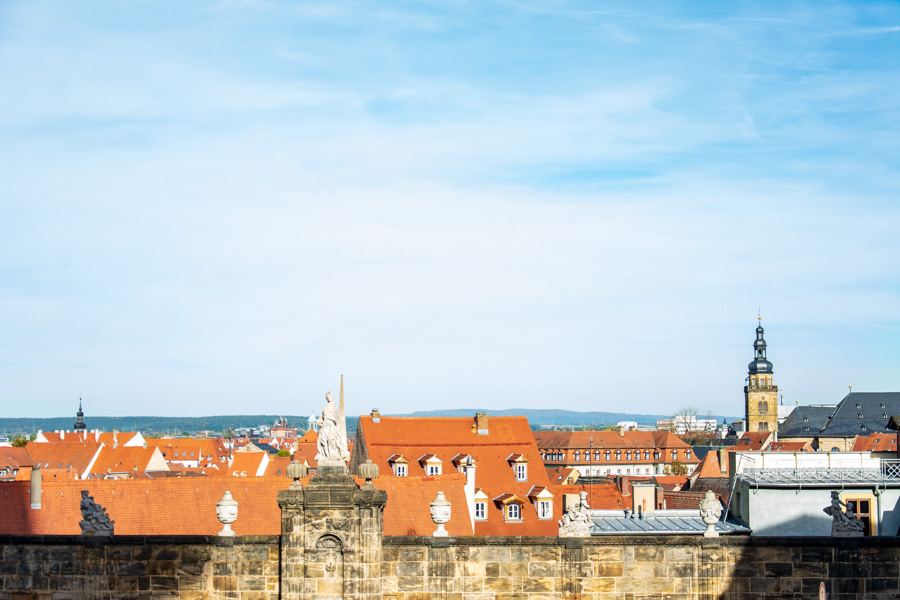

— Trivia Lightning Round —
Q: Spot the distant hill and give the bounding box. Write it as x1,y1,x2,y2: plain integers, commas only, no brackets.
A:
0,409,739,436
397,408,739,427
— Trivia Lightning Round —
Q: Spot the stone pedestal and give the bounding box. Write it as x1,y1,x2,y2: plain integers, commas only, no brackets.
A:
278,465,387,600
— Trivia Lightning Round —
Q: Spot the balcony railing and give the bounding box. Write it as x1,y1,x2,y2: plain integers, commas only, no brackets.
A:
736,454,900,486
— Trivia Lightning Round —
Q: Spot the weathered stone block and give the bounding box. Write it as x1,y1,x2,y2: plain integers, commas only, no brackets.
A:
397,576,424,591
593,562,623,578
522,576,553,593
483,577,513,593
151,547,180,562
484,562,500,578
763,561,792,577
482,546,511,563
528,561,555,578
213,576,237,591
749,576,781,594
500,561,527,578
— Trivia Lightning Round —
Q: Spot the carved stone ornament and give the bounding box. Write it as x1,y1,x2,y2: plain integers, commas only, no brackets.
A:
558,490,592,537
79,490,114,536
430,491,451,537
823,491,865,537
358,458,379,485
287,460,307,490
699,490,722,538
216,490,238,537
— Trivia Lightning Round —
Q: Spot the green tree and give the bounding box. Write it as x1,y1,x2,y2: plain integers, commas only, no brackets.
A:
11,436,28,447
664,460,689,476
276,449,291,457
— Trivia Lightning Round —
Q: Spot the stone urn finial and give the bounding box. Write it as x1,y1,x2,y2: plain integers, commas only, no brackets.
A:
217,491,238,537
430,491,451,537
699,490,722,538
358,459,379,488
287,460,307,490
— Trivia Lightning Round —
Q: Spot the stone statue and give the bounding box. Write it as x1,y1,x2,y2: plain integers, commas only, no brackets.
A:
559,490,593,537
316,391,349,465
823,491,865,537
79,490,114,535
699,490,722,537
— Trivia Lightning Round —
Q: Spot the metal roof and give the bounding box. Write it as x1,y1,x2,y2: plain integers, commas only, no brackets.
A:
817,392,900,438
589,510,749,535
778,404,837,438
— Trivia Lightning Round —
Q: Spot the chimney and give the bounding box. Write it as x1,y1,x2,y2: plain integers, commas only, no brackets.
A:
616,425,625,437
475,413,489,435
371,408,381,423
113,431,118,449
60,430,65,440
717,449,728,477
463,456,477,533
632,483,656,516
30,467,41,509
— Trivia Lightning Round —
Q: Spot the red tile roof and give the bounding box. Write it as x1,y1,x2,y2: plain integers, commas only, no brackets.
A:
0,474,472,537
767,441,814,452
25,442,102,479
351,415,560,535
852,432,898,452
735,431,773,451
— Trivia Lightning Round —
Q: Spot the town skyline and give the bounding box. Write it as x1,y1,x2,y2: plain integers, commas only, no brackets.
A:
2,2,898,418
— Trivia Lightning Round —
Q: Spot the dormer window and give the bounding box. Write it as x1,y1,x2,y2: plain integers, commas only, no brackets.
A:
594,450,601,461
506,503,521,520
418,453,443,475
507,454,529,481
625,450,632,460
654,451,660,460
615,450,621,461
388,454,409,477
644,450,650,460
603,451,609,461
685,450,692,460
671,450,678,460
574,451,580,461
494,493,526,522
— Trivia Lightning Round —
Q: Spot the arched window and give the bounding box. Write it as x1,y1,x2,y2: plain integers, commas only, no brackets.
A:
759,401,768,415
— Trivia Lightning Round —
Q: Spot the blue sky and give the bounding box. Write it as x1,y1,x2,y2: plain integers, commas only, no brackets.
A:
1,1,898,419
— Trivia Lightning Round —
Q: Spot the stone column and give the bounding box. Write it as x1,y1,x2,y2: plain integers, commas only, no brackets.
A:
277,465,387,600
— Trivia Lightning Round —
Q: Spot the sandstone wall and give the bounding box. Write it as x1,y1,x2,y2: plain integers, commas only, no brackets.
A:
3,534,900,600
0,535,279,600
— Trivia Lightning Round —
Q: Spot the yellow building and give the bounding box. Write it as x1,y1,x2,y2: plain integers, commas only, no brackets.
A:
744,318,778,433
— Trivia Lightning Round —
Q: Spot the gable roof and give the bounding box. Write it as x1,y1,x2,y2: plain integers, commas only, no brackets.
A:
778,404,837,437
735,431,773,451
818,392,900,438
351,414,558,535
25,442,102,478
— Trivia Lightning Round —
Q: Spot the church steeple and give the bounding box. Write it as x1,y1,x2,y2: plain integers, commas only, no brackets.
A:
744,317,778,433
748,316,774,374
74,397,86,432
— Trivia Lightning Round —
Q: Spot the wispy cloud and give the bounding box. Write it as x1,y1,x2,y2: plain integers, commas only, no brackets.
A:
0,0,898,417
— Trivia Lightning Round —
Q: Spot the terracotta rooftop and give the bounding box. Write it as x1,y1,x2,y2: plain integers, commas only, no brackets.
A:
0,474,472,537
851,432,899,452
351,414,560,535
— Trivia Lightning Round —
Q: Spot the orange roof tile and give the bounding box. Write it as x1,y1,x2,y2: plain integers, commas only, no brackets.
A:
851,432,898,452
353,414,559,535
25,442,102,478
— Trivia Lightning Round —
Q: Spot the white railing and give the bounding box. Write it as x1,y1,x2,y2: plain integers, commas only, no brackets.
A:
735,451,900,485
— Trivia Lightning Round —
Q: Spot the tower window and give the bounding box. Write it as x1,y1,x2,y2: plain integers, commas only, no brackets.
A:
759,421,768,432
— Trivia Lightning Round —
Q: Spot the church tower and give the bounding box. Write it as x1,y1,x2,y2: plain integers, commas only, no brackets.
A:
74,397,86,432
744,318,778,433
